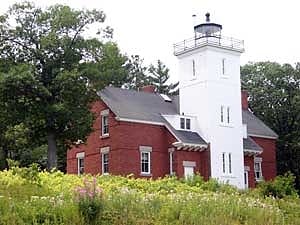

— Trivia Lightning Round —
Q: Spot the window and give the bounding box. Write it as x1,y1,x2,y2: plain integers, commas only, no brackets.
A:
222,58,226,75
180,118,185,129
227,107,230,124
222,152,226,173
101,147,109,175
180,118,191,130
220,106,224,123
220,105,231,125
101,109,109,136
78,158,84,175
192,59,196,76
140,146,152,175
76,152,85,175
186,118,191,130
141,152,150,174
228,153,232,174
254,157,263,181
102,153,109,174
222,152,233,175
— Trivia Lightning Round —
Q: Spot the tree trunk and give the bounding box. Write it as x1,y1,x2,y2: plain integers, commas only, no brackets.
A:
47,131,57,170
0,147,8,170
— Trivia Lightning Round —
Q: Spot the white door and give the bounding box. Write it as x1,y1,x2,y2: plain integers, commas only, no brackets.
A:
244,170,249,189
184,166,194,179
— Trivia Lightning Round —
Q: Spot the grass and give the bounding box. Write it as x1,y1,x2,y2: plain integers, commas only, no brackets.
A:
0,165,299,225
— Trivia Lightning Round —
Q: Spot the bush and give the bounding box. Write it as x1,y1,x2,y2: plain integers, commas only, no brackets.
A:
75,177,103,224
258,172,298,198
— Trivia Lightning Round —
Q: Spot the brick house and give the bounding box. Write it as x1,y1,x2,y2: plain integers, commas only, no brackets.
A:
67,14,277,188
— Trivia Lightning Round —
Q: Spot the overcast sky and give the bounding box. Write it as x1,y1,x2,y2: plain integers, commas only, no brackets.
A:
1,0,300,82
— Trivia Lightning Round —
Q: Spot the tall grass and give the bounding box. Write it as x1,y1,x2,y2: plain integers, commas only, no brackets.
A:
0,165,299,225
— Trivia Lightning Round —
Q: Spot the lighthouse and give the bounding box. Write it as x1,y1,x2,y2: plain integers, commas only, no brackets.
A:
174,13,245,188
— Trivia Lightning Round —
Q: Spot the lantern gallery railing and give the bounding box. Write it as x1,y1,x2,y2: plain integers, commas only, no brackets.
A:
174,35,244,55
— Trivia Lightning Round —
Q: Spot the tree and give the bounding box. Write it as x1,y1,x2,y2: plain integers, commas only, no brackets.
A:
0,2,117,169
80,42,129,90
125,55,149,90
148,60,179,95
241,61,300,190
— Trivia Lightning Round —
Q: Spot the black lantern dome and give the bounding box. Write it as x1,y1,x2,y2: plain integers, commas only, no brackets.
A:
194,13,222,37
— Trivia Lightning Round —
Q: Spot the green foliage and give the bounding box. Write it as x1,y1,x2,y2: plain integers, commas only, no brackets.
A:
125,55,149,90
75,177,103,224
148,60,179,95
241,62,300,190
0,2,122,169
7,159,41,185
257,172,298,198
0,168,299,224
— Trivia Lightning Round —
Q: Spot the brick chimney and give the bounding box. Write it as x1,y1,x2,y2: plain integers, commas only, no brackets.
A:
241,90,248,109
140,85,156,93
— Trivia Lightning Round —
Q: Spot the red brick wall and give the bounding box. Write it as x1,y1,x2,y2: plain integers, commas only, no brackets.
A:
251,136,277,181
173,149,210,180
241,90,249,110
244,155,255,188
67,99,211,179
67,100,178,178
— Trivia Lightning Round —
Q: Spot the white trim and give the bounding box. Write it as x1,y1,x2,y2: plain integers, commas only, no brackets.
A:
244,166,250,171
243,149,263,155
183,161,196,167
100,146,110,154
254,157,263,181
101,152,109,175
248,134,277,140
100,109,109,116
173,141,208,149
140,150,151,175
169,148,174,175
139,146,152,152
76,152,85,158
115,116,164,126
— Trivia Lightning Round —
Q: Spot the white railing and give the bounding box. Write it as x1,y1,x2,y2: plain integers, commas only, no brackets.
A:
174,35,244,55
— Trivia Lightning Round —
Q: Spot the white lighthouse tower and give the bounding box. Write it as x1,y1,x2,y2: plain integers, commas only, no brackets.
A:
174,13,245,188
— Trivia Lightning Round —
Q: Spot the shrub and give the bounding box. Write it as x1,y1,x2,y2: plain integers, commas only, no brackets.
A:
75,177,103,224
258,172,298,198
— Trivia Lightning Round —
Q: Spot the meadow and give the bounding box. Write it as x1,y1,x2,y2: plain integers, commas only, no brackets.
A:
0,163,299,225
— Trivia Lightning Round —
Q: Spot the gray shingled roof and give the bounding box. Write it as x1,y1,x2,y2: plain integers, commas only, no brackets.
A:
242,110,278,138
99,87,277,146
243,137,263,152
100,87,177,123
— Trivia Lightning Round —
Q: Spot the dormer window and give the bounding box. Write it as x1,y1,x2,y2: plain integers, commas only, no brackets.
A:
180,118,191,130
186,118,191,130
180,118,185,129
101,109,109,137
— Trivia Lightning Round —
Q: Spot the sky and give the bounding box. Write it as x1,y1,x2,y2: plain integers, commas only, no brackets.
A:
1,0,300,82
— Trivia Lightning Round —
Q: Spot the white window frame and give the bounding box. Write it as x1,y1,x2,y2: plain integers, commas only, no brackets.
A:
140,146,152,175
220,105,231,126
180,117,185,129
222,152,233,175
101,109,109,137
222,58,226,75
180,117,192,130
186,118,191,130
222,152,226,174
192,59,196,76
101,147,110,175
168,148,174,176
254,157,263,181
228,153,232,174
76,152,85,175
